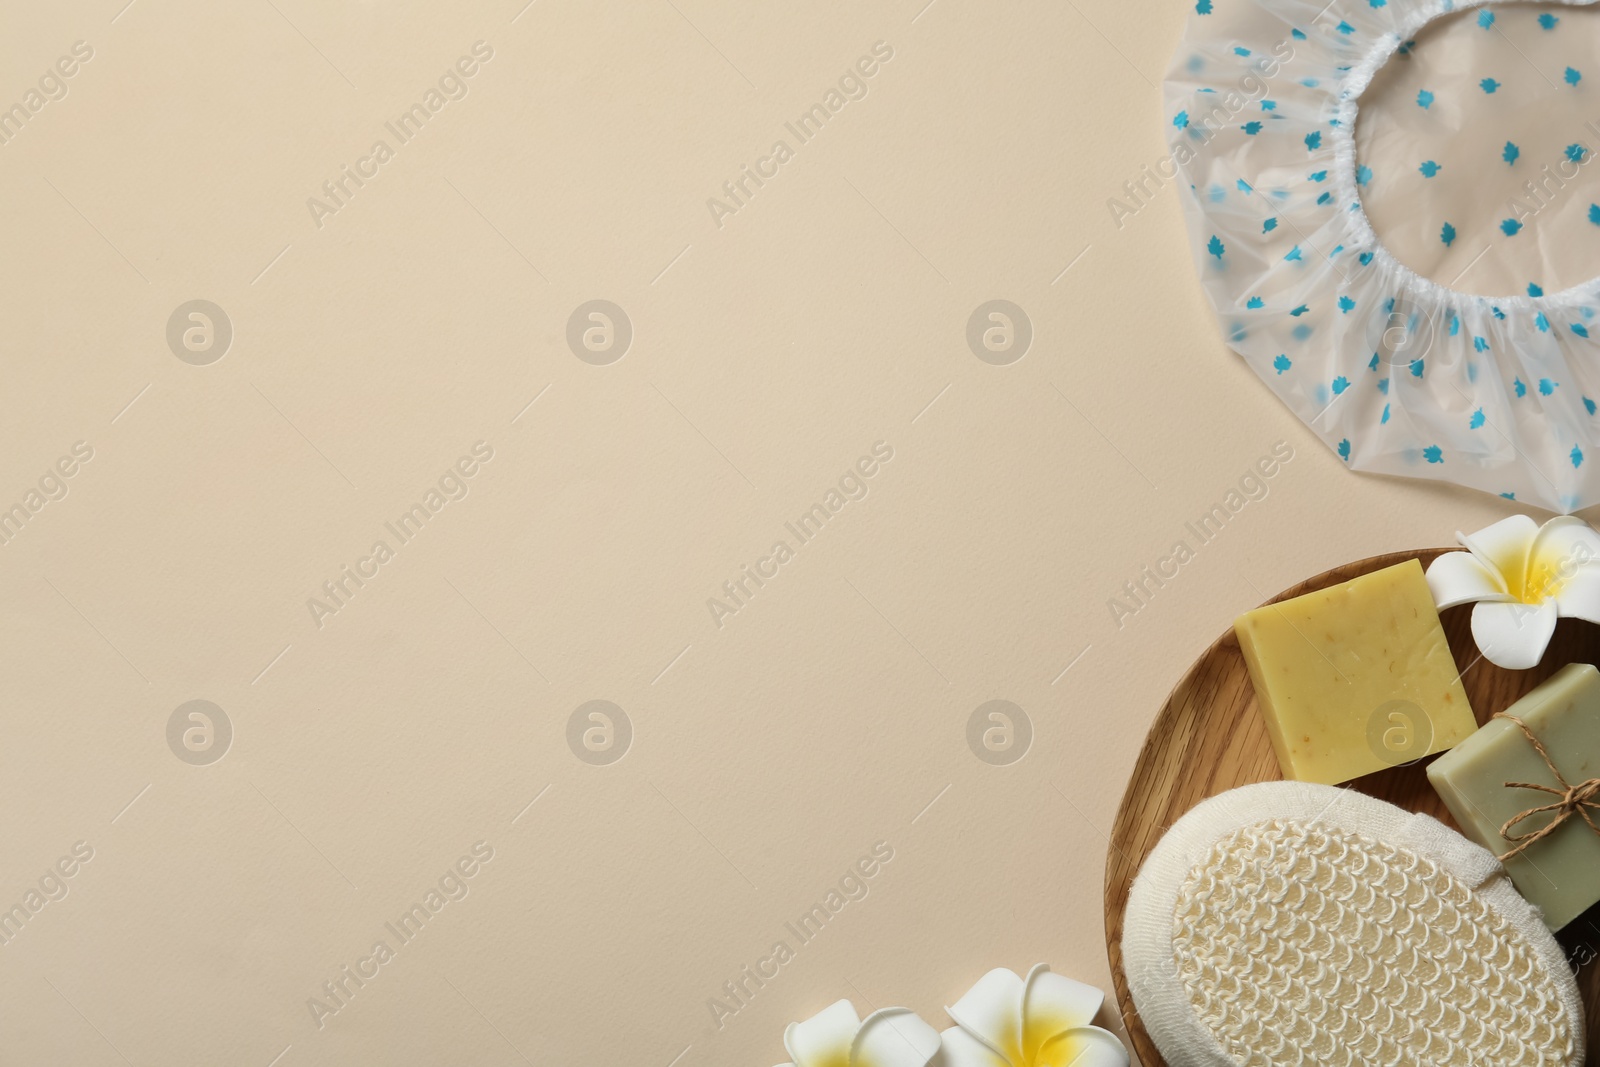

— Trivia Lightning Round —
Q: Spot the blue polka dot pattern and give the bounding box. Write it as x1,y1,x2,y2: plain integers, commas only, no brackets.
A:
1166,0,1600,512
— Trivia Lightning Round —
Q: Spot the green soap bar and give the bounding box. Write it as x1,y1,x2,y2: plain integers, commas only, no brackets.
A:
1429,662,1600,930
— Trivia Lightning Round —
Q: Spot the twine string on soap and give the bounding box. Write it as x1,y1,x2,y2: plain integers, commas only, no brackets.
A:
1492,712,1600,861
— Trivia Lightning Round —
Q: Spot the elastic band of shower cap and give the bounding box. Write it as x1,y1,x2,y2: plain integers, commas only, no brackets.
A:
1165,0,1600,513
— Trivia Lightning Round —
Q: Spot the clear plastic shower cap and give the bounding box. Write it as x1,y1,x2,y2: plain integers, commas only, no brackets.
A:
1166,0,1600,512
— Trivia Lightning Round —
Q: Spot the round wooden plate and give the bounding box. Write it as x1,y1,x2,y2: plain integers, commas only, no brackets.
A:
1103,549,1600,1066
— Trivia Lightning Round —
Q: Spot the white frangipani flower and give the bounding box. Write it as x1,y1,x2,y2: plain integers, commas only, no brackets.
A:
1425,514,1600,669
941,964,1128,1067
773,999,941,1067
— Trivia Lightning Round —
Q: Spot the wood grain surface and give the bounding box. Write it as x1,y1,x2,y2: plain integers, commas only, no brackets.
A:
1103,549,1600,1067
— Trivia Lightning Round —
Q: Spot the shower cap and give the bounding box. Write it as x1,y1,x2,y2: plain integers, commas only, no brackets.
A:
1165,0,1600,512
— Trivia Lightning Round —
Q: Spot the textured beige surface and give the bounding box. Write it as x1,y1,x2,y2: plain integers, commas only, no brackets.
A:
0,1,1537,1064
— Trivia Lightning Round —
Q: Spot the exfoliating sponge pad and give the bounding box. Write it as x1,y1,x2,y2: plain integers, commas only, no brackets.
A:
1122,781,1584,1067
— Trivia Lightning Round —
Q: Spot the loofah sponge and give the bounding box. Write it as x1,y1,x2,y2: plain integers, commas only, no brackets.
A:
1122,781,1584,1067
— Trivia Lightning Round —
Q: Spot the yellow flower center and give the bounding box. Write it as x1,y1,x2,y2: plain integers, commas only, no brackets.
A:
1522,545,1590,604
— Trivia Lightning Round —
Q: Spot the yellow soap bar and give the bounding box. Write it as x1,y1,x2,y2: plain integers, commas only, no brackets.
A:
1234,558,1477,785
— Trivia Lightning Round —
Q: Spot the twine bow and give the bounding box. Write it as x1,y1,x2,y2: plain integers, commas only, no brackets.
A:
1493,712,1600,862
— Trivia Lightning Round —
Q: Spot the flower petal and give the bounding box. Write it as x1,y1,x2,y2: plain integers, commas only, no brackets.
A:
850,1009,940,1067
785,1000,861,1067
938,1025,1010,1067
1036,1026,1130,1067
1554,565,1600,623
1020,964,1104,1062
1527,516,1600,602
1471,599,1557,670
1458,515,1538,595
946,968,1025,1064
1425,550,1512,608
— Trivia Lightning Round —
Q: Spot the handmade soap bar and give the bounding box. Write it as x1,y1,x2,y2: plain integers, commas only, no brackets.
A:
1234,558,1477,785
1429,663,1600,930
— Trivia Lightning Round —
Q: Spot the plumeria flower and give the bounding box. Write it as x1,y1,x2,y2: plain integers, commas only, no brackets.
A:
773,999,941,1067
1425,514,1600,669
941,964,1128,1067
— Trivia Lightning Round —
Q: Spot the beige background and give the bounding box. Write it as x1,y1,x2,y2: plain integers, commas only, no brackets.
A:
0,1,1539,1064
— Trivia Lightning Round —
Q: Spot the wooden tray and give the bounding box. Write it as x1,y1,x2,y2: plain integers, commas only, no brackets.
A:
1103,549,1600,1066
